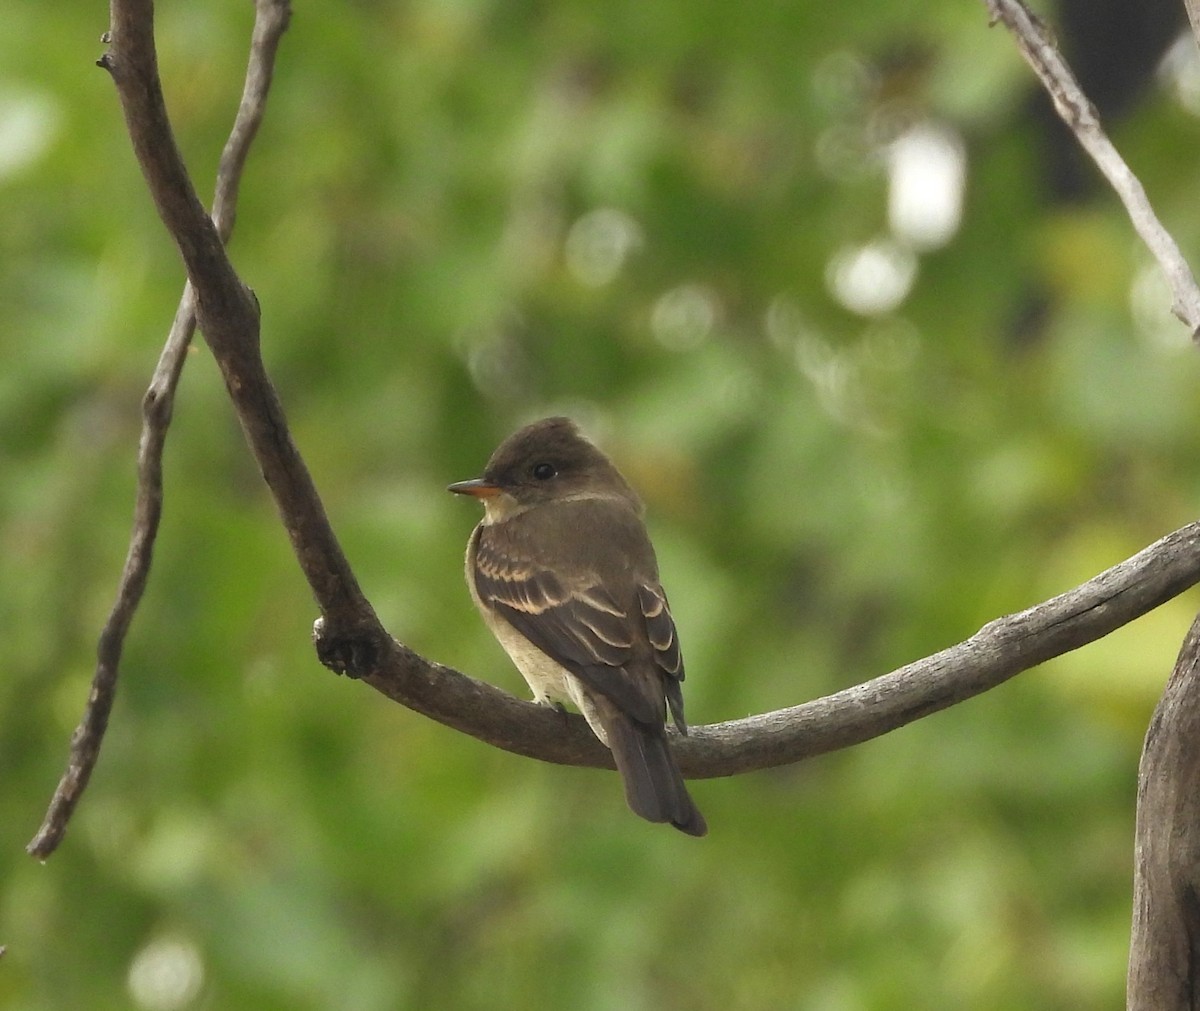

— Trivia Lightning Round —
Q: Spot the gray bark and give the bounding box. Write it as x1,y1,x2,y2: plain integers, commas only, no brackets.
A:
1128,612,1200,1008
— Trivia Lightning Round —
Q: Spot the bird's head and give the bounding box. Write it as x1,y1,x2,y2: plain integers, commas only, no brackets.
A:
448,416,641,522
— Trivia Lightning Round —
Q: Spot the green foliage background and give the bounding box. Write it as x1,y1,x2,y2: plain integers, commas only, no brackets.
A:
4,1,1200,1007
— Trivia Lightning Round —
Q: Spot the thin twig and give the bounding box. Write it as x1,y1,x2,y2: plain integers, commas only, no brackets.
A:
983,0,1200,336
26,0,292,860
213,0,291,239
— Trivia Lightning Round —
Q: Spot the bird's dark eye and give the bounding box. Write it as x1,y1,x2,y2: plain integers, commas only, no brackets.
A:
531,462,556,480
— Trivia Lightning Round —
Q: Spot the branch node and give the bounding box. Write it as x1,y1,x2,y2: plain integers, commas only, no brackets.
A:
312,616,387,679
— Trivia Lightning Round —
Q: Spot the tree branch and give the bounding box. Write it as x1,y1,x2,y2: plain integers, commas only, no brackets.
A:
27,0,292,860
348,518,1200,777
983,0,1200,337
1127,611,1200,1008
101,0,378,635
1185,0,1200,57
64,0,1200,815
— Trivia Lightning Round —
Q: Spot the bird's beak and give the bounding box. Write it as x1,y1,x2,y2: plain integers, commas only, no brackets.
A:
447,477,502,499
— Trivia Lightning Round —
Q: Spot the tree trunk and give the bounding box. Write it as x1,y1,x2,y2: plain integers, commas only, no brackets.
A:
1128,611,1200,1008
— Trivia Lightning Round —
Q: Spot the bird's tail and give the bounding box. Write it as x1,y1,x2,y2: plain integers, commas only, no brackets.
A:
599,709,707,837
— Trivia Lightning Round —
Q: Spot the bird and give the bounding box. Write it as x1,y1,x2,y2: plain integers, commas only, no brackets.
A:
448,416,707,836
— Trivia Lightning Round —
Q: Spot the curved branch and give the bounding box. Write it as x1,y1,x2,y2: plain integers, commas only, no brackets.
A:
354,518,1200,777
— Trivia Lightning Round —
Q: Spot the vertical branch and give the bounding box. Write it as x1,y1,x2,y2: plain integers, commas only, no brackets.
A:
27,0,293,860
1128,612,1200,1008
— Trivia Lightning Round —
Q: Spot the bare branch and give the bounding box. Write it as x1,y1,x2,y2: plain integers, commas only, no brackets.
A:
983,0,1200,336
26,293,195,861
26,0,292,860
100,0,376,634
1127,611,1200,1008
1186,1,1200,57
213,0,290,239
348,517,1200,777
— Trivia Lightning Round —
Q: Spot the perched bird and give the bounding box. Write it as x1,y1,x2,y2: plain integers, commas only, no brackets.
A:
449,417,706,836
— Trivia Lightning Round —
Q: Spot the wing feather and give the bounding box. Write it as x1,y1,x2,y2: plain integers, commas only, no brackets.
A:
473,528,672,723
638,584,682,677
638,583,687,732
473,531,632,667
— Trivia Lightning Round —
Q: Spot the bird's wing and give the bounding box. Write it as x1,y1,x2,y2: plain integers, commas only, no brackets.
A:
637,583,687,732
472,528,670,726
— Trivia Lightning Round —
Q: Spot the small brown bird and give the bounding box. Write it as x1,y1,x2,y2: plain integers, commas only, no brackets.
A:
449,417,706,836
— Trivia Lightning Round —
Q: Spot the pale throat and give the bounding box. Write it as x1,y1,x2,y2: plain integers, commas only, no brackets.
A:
480,492,528,525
